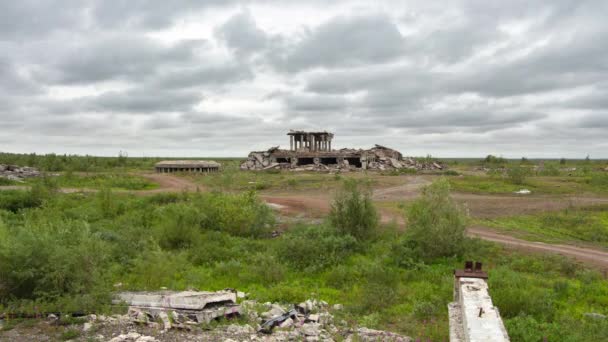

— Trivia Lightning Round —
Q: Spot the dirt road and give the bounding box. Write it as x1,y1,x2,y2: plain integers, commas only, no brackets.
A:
0,173,202,195
469,226,608,269
139,173,202,193
263,177,608,269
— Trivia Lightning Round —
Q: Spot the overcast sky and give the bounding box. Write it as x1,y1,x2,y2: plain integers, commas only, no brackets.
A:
1,1,607,158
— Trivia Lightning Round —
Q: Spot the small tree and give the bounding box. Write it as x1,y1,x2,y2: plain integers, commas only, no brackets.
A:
560,158,567,165
507,165,529,185
404,178,467,260
329,179,378,241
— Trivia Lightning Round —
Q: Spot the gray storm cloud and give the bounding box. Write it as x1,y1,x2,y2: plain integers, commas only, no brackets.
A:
0,0,607,157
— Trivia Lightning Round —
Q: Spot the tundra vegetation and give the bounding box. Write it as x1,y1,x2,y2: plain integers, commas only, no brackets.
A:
0,153,608,341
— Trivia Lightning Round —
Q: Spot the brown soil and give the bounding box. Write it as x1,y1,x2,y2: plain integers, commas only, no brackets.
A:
138,173,203,193
261,176,608,269
468,226,608,269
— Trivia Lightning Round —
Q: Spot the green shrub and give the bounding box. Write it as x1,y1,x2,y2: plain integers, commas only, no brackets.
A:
538,163,560,176
0,177,17,186
97,187,118,218
355,262,399,312
276,224,357,271
196,191,274,238
61,328,81,340
588,172,608,189
329,179,378,241
123,250,192,290
403,178,468,260
443,170,460,176
242,253,286,285
0,190,41,212
155,203,204,250
507,165,530,185
0,217,110,302
484,154,506,165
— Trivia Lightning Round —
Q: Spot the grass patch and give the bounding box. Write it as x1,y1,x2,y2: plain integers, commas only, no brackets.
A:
0,177,19,186
449,174,608,195
60,328,81,340
27,173,158,190
481,206,608,247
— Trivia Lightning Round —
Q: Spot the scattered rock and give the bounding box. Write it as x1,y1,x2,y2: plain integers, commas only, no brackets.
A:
307,314,319,322
279,317,294,328
83,322,93,332
158,311,171,330
301,323,320,336
0,164,41,181
109,331,158,342
356,327,412,342
585,312,606,320
332,304,343,310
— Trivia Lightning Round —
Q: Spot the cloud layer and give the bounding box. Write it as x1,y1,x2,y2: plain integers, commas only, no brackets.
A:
1,0,607,157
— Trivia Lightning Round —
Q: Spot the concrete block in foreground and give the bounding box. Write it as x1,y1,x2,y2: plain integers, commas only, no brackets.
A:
449,262,509,342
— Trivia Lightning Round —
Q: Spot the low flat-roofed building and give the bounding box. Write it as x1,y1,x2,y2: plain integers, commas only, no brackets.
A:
155,160,221,173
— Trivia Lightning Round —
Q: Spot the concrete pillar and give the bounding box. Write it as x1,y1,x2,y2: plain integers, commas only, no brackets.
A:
290,136,293,151
329,141,331,151
299,134,303,150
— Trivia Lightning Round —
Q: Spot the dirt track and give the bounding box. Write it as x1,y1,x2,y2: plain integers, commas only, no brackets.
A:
262,176,608,269
469,226,608,269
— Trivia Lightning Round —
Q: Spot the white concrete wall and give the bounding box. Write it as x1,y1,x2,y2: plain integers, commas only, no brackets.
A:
449,277,509,342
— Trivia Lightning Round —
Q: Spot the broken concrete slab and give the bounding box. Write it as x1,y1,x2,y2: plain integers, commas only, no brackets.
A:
115,290,236,311
116,290,241,326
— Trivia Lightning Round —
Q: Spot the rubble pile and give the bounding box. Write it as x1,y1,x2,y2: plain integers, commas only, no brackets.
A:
92,291,412,341
241,145,444,172
0,164,41,181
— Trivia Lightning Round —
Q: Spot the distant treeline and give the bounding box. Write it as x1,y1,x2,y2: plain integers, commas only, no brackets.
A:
0,152,241,172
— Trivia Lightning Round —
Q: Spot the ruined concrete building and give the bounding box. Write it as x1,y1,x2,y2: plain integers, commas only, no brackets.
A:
241,130,444,171
155,160,221,173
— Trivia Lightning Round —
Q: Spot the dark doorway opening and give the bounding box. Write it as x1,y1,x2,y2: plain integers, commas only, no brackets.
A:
297,157,314,166
276,157,290,163
320,157,338,165
346,157,362,168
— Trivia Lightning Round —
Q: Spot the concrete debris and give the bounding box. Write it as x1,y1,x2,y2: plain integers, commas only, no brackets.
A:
514,189,531,195
259,308,298,333
0,164,41,181
115,290,241,329
250,299,410,341
241,145,444,172
7,294,411,342
355,327,412,342
109,332,158,342
584,312,606,320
